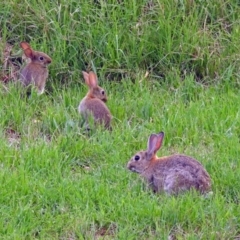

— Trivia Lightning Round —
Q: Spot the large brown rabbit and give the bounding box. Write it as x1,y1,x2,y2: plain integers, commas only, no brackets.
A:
19,42,52,94
78,71,112,130
127,132,211,195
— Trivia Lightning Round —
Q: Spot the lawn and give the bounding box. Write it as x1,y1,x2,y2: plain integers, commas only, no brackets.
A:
1,0,240,239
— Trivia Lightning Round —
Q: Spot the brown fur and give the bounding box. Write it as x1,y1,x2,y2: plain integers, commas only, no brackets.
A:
127,132,211,195
78,71,112,129
19,42,52,94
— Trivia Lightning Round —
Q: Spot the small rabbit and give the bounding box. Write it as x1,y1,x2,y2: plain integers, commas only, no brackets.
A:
19,42,52,94
127,132,211,195
78,71,112,130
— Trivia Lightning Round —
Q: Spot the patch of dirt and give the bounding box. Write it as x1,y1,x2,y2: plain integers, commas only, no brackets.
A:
0,38,21,83
4,127,21,147
95,223,117,239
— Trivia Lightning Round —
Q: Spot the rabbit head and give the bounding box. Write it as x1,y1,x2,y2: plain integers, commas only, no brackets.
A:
127,132,164,173
20,42,52,68
83,71,107,102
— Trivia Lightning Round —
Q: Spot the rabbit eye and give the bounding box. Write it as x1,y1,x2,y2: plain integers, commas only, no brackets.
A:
39,56,44,61
134,155,140,161
101,90,105,95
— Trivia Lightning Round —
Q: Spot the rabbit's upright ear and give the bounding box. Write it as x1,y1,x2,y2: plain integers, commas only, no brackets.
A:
147,132,164,160
20,42,34,59
23,48,34,59
20,42,31,50
88,71,98,88
82,71,90,85
82,71,98,88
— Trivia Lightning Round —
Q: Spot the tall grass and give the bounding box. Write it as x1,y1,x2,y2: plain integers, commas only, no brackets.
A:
1,0,240,82
1,0,240,239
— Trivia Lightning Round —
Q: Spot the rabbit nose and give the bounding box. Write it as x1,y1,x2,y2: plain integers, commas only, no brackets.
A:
127,162,133,170
47,58,52,64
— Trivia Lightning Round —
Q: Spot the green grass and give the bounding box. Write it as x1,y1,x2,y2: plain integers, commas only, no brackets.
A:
1,0,240,239
1,78,240,239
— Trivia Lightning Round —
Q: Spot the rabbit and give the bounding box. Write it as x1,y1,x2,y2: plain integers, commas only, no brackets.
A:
19,42,52,94
78,71,112,130
127,131,211,195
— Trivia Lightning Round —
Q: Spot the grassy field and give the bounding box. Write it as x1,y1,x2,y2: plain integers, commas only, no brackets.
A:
1,0,240,239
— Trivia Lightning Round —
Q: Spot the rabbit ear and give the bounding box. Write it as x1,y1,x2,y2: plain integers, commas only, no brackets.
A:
20,42,34,59
23,48,34,59
82,71,98,88
147,132,164,160
88,71,98,87
20,42,31,50
82,71,90,85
